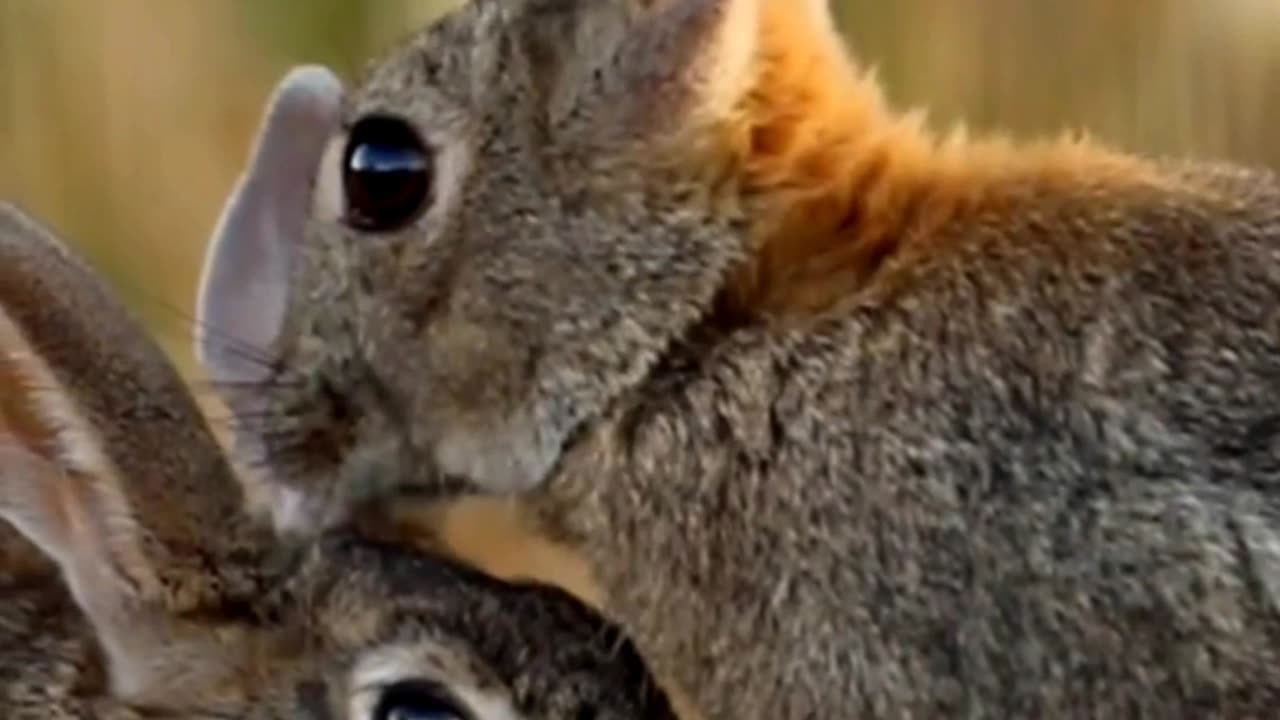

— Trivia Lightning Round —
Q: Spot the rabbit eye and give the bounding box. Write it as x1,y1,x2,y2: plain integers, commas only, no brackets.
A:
371,679,468,720
342,114,433,233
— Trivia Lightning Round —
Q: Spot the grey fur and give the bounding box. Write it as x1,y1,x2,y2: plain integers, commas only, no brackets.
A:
213,1,1280,717
0,202,677,720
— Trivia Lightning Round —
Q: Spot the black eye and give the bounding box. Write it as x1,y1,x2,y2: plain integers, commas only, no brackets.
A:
372,680,468,720
343,114,433,233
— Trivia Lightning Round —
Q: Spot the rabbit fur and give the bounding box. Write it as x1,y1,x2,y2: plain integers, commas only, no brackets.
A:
0,202,678,720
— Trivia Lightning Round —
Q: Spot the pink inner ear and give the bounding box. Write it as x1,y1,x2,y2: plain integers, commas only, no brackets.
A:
0,440,222,700
0,440,164,681
0,443,78,570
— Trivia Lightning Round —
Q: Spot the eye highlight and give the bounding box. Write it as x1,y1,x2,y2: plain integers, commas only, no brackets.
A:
342,114,434,233
372,679,469,720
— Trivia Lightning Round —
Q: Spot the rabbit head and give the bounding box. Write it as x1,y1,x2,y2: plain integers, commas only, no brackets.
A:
0,204,677,719
193,0,848,534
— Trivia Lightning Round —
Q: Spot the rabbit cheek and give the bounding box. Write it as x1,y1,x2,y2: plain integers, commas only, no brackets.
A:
414,319,554,495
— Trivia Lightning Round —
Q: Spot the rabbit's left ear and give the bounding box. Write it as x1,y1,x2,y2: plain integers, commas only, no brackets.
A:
0,205,264,701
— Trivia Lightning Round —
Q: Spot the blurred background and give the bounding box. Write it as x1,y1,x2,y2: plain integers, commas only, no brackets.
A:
2,0,1279,380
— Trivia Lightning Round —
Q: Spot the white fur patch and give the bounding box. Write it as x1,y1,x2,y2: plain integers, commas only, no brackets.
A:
434,413,557,495
269,484,322,536
349,643,524,720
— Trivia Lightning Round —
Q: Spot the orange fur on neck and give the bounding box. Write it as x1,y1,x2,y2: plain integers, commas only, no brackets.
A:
717,1,1165,322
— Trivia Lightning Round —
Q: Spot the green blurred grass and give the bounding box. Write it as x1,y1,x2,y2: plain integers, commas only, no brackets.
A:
2,0,1278,378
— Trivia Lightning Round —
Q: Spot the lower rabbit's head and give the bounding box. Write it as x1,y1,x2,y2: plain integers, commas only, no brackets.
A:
0,205,677,719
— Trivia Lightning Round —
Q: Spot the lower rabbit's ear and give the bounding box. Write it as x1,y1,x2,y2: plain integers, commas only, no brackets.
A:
0,435,169,697
195,65,343,389
0,316,239,700
0,205,266,700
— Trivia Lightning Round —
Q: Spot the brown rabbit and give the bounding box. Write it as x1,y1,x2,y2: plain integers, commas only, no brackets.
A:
0,203,678,719
196,1,1280,717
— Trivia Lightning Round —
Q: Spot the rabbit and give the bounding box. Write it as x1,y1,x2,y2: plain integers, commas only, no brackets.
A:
194,0,1280,717
0,202,680,719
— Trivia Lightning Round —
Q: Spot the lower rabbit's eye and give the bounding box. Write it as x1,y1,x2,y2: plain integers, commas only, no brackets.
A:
372,680,468,720
343,114,433,233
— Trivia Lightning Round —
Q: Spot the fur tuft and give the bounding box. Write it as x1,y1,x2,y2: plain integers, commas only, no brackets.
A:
717,1,1167,321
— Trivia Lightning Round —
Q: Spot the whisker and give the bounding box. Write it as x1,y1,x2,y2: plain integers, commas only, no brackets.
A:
206,416,297,436
186,378,304,393
105,279,283,369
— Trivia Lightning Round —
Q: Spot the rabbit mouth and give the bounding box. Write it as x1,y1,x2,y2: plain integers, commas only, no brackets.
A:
271,429,477,542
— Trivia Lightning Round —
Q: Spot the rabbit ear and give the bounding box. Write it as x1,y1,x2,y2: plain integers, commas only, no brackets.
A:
566,0,854,141
570,0,762,136
0,204,265,699
630,0,761,117
195,65,343,389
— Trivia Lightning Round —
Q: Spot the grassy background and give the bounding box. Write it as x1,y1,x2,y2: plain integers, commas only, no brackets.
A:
3,0,1279,380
